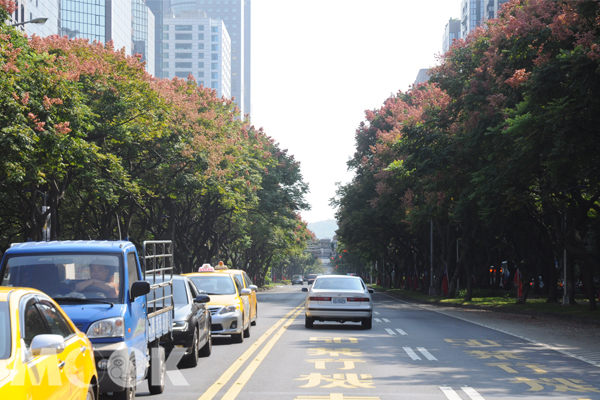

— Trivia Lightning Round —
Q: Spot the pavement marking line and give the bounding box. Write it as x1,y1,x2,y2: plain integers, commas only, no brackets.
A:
220,307,304,400
373,311,380,315
403,347,421,360
396,328,407,335
197,303,304,400
374,318,382,323
382,318,391,323
417,347,437,361
385,328,396,336
378,292,600,368
462,386,485,400
439,387,462,400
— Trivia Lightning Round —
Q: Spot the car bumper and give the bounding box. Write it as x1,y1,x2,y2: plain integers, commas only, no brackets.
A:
92,342,132,394
306,308,372,322
209,310,243,335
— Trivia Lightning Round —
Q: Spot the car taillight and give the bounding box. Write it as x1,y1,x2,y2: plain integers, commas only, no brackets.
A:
309,297,332,301
347,298,370,302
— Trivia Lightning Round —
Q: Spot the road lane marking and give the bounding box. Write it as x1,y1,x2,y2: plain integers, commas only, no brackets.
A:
295,395,381,400
382,318,391,323
403,347,421,360
197,303,304,400
310,337,358,343
221,307,303,400
417,347,437,361
373,311,380,315
374,318,382,323
462,386,485,400
395,329,407,335
440,387,462,399
385,328,396,336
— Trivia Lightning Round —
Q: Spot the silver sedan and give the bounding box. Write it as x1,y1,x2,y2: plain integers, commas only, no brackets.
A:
302,275,374,329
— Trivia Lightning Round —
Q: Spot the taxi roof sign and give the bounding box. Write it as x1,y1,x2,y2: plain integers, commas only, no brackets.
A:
215,261,228,270
198,263,214,272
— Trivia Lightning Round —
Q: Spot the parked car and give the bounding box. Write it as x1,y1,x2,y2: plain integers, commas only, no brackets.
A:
291,275,304,285
147,275,212,368
215,266,258,326
0,287,98,399
302,275,374,329
185,267,252,343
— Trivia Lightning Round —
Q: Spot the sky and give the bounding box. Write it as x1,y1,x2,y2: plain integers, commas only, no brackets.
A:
250,0,461,223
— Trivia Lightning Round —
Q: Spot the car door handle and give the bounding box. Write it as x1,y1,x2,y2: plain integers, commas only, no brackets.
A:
58,360,65,369
80,345,87,354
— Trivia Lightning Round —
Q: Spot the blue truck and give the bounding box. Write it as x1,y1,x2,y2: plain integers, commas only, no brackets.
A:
0,240,174,399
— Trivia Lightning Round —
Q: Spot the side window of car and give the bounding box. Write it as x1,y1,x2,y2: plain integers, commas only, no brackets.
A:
37,300,75,338
187,281,198,298
22,299,49,347
243,273,252,287
233,277,243,294
127,252,140,291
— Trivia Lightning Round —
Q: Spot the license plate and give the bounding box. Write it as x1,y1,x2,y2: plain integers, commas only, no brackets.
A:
332,298,346,304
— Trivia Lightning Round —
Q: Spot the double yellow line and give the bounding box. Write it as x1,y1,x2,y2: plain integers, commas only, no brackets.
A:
198,303,304,400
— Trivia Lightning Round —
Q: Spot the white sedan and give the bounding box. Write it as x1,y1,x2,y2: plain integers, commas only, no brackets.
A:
302,275,374,329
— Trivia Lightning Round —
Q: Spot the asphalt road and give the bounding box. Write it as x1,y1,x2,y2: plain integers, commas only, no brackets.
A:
120,285,600,400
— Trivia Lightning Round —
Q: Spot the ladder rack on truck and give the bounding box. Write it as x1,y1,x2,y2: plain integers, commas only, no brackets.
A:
143,240,175,343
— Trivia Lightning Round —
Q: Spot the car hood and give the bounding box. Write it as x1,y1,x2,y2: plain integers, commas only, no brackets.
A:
206,294,239,307
174,303,192,321
59,303,125,331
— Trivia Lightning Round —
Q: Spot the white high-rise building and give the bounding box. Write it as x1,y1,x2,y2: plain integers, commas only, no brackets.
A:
483,0,510,20
162,9,231,99
461,0,484,39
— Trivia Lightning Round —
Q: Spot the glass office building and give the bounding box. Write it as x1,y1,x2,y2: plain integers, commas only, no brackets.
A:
133,0,156,75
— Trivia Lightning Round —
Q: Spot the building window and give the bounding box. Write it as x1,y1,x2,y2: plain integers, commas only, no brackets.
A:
198,25,204,31
197,71,204,77
199,43,204,49
164,53,169,58
211,54,218,60
211,35,218,42
211,72,218,79
211,63,218,70
176,43,192,49
175,53,193,59
163,33,169,40
176,62,193,68
176,33,193,40
211,26,218,33
211,44,218,51
198,33,204,40
163,62,169,68
198,62,205,68
176,71,191,78
211,81,218,89
175,25,193,31
163,43,169,49
198,53,204,58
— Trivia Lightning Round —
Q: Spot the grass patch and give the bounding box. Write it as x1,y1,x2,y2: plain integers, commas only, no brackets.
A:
372,286,600,322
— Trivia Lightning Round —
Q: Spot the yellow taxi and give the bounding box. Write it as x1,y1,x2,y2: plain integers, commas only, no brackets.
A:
0,287,98,399
213,264,258,327
184,263,253,343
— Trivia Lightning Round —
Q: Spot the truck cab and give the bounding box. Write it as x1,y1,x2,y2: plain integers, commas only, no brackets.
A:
0,240,173,399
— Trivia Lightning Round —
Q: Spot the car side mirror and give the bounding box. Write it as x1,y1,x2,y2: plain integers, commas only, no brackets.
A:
368,288,374,293
131,281,151,300
249,285,258,292
302,287,308,292
241,288,252,295
194,294,210,303
30,334,65,356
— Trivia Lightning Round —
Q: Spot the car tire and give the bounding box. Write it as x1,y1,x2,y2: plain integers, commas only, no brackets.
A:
148,346,166,394
243,319,251,338
305,315,313,328
251,306,257,326
181,327,199,368
362,316,372,330
113,358,136,400
231,331,244,343
199,330,212,357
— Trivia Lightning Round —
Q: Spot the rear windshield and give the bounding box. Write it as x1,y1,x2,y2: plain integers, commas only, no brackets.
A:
313,278,365,291
189,275,236,295
1,254,123,302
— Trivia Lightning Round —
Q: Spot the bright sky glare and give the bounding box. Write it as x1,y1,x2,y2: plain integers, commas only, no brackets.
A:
251,0,460,223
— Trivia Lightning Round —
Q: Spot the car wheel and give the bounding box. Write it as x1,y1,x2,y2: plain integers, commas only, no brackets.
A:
362,316,372,330
231,331,244,343
113,358,136,400
181,327,199,368
243,319,251,338
148,346,166,394
199,330,212,357
305,315,313,328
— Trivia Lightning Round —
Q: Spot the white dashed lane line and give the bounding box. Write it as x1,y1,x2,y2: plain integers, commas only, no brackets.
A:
440,386,486,400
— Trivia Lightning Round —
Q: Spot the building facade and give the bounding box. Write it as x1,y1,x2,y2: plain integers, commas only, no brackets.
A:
162,10,231,98
461,0,484,39
170,0,250,116
133,0,156,75
483,0,510,20
442,18,461,54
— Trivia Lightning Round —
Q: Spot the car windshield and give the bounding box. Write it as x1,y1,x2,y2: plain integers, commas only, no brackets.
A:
0,302,10,359
1,254,123,302
147,277,188,306
313,278,365,291
189,275,236,295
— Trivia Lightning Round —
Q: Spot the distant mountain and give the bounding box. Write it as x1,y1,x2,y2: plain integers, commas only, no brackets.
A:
307,219,338,239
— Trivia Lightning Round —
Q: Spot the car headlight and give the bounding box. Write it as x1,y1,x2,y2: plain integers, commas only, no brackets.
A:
173,321,188,331
219,305,238,314
86,317,125,338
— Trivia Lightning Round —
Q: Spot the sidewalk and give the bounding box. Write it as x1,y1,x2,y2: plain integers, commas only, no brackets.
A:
379,291,600,368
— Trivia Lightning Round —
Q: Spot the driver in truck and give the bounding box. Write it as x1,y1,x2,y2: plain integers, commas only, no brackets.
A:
75,262,118,297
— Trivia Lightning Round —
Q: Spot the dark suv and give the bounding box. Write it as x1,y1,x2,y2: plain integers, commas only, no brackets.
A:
307,274,318,285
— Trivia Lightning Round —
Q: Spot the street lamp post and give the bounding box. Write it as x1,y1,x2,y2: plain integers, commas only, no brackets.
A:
11,17,48,27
